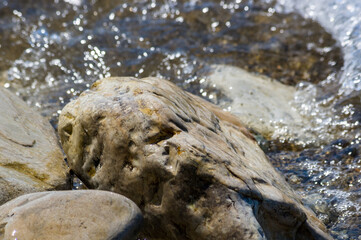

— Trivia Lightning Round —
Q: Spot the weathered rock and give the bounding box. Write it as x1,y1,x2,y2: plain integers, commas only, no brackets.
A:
0,87,70,204
59,77,332,240
206,65,312,142
0,190,143,240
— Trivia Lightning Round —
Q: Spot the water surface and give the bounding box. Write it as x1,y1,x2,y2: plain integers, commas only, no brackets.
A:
0,0,359,239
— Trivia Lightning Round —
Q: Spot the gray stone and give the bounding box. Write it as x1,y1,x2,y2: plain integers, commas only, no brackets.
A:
0,87,70,204
0,190,143,240
59,77,332,240
206,65,312,143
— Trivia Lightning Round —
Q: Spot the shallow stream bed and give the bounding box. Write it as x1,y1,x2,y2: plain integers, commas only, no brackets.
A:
0,0,360,239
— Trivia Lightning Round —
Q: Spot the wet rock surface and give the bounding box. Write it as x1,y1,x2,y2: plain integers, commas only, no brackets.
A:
59,77,332,240
0,86,70,205
206,65,310,141
0,190,143,240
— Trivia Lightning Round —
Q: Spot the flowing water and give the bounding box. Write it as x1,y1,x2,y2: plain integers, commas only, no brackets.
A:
0,0,359,239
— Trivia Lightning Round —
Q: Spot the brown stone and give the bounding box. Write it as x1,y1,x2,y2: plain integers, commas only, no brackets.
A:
59,77,332,240
0,87,70,204
0,190,143,240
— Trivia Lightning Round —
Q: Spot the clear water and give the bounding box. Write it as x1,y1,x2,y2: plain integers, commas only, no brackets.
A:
276,0,361,94
0,0,359,239
272,1,361,238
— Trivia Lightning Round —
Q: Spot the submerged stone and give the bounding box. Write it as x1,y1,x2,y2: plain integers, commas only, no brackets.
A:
0,87,70,204
206,65,313,143
59,77,332,240
0,190,143,240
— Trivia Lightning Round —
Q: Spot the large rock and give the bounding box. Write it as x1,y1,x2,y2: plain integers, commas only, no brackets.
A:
206,65,312,143
59,77,332,240
0,190,143,240
0,87,70,204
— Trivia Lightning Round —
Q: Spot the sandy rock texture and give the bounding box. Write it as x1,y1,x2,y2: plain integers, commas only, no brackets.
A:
0,190,142,240
59,77,332,240
0,87,70,205
0,71,6,86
